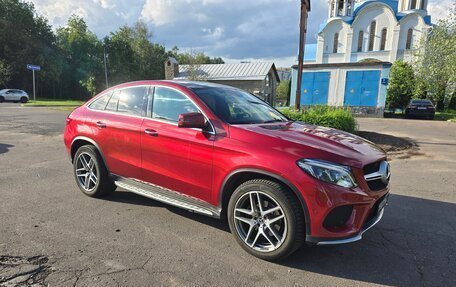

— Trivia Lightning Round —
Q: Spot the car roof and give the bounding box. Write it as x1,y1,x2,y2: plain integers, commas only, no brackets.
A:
104,80,239,94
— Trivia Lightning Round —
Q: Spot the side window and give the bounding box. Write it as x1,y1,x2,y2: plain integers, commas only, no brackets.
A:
152,87,199,122
105,90,120,112
89,93,112,110
117,86,147,116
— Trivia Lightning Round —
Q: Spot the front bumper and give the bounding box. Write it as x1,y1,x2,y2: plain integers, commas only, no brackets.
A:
307,203,386,245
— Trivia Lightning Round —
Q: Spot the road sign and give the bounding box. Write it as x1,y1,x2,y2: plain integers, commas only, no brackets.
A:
27,64,41,71
381,78,389,86
26,64,41,101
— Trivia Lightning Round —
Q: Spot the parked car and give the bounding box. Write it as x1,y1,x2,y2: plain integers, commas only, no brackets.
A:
405,99,435,120
0,89,29,103
64,81,390,261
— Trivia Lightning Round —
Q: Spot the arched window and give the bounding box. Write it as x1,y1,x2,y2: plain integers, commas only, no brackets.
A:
357,30,364,52
406,28,413,49
368,21,376,51
380,28,388,51
411,0,417,9
333,33,339,53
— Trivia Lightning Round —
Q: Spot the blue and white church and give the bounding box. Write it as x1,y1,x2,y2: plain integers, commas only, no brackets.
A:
290,0,432,115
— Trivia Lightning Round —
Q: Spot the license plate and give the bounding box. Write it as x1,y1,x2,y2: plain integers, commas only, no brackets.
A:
418,107,426,110
378,195,389,212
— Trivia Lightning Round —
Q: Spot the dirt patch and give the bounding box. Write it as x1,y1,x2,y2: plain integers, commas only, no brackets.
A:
0,255,50,287
358,131,421,158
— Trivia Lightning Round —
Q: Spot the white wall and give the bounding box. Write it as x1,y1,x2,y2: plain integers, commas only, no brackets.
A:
315,1,431,64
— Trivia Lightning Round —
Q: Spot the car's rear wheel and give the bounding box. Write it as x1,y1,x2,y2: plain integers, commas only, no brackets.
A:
20,97,28,103
227,179,304,261
0,96,4,103
73,145,116,197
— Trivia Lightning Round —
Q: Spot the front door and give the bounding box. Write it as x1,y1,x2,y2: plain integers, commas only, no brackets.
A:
141,86,214,203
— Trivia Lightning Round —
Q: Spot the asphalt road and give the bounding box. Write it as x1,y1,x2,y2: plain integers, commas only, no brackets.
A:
0,103,455,287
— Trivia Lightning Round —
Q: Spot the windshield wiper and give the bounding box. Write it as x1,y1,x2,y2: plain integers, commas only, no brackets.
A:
263,119,286,123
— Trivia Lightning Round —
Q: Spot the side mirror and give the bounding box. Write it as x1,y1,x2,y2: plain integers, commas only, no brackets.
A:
178,112,206,129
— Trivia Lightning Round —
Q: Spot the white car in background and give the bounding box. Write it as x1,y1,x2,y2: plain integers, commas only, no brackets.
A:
0,89,29,103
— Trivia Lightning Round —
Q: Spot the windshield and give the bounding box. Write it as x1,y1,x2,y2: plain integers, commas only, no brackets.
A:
190,86,288,125
411,100,433,105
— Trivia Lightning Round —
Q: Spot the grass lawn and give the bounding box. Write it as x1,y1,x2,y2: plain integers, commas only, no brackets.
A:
24,98,85,107
435,110,456,122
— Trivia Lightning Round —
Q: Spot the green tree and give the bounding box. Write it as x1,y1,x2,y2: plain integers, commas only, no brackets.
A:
0,0,61,97
0,59,12,88
56,15,103,99
170,47,225,65
106,21,168,85
414,5,456,107
276,79,290,106
387,60,415,109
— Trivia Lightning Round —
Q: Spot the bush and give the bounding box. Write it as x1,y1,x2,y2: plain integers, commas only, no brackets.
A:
387,60,415,109
280,106,357,134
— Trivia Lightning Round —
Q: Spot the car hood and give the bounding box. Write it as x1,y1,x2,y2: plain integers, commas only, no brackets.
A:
233,121,386,168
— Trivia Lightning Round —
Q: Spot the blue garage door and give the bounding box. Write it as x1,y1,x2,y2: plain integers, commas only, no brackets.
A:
301,72,330,105
344,71,380,107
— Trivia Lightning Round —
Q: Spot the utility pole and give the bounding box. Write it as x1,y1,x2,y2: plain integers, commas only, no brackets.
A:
296,0,311,110
103,45,109,89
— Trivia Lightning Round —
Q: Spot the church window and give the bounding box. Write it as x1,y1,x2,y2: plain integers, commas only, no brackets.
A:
421,0,426,10
411,0,417,9
357,30,364,52
333,33,339,53
406,28,413,49
380,28,388,51
368,21,376,51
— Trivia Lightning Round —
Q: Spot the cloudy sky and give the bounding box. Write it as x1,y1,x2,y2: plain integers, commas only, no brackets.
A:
31,0,454,67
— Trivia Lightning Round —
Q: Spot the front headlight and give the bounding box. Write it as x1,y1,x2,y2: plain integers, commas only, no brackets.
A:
297,159,357,189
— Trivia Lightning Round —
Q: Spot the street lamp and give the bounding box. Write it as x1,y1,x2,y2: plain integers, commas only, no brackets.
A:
296,0,311,110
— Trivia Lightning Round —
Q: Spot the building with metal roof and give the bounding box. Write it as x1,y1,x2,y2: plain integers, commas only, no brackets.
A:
164,58,280,105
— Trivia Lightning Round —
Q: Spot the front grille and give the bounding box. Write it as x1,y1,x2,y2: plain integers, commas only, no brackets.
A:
363,160,390,191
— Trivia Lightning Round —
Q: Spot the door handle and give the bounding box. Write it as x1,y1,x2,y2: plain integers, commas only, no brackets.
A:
144,129,158,137
96,121,107,128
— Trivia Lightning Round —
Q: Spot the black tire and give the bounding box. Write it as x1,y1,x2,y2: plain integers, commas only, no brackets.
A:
227,179,305,261
20,97,28,103
73,145,116,197
0,96,4,103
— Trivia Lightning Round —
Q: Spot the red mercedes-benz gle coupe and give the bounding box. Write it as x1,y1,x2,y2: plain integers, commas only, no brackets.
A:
64,80,390,260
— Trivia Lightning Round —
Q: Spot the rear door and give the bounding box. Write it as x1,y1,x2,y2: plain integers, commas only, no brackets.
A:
86,86,148,180
141,86,214,203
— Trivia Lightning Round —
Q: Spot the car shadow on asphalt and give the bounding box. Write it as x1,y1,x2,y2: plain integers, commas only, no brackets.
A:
101,191,455,286
0,143,14,154
101,190,230,233
281,194,456,287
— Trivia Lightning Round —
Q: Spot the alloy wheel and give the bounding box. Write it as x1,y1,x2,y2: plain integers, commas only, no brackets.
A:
233,191,287,252
75,152,98,192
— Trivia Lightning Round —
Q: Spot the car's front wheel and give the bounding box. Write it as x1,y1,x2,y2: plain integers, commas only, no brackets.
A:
0,96,4,103
20,97,28,103
228,179,305,261
73,145,116,197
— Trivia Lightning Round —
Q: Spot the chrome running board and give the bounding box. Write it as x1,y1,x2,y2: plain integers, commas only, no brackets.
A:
113,176,221,218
